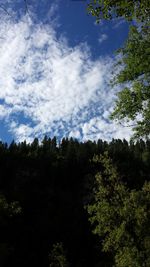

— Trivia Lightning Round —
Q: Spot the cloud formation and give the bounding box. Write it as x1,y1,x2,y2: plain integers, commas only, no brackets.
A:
0,14,132,142
98,33,108,44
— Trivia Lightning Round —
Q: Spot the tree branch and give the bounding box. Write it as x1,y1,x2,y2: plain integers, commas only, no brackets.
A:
119,122,138,128
24,0,29,14
0,5,10,16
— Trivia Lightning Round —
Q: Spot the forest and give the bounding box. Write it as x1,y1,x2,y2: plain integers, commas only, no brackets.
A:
0,137,150,266
0,0,150,266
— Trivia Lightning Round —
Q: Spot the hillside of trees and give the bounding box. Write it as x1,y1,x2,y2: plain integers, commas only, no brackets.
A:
0,137,149,266
0,1,149,266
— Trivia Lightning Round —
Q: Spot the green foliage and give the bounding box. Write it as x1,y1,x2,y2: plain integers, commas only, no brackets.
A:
49,242,70,267
87,1,150,138
87,0,150,22
0,194,22,216
111,25,150,138
87,152,150,267
0,137,150,266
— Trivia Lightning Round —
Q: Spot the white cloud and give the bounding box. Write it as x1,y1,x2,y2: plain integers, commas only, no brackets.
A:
0,14,132,142
72,115,132,142
98,33,108,44
112,18,126,29
69,130,81,139
9,122,34,143
0,105,10,119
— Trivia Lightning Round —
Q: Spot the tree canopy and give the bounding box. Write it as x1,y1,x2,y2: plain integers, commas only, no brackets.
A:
87,0,150,139
87,0,150,22
87,152,150,267
111,25,150,139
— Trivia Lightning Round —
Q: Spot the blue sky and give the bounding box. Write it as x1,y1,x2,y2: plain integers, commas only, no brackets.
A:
0,0,132,143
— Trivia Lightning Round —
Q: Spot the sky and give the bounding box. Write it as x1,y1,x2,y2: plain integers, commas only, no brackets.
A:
0,0,132,143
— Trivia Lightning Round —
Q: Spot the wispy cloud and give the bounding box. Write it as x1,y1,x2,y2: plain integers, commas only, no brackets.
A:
98,33,108,44
112,18,126,29
0,13,132,142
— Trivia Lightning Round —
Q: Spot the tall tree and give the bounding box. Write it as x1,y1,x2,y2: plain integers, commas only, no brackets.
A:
87,152,150,267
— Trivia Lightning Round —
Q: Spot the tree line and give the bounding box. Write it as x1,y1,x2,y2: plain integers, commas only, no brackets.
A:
0,137,149,266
